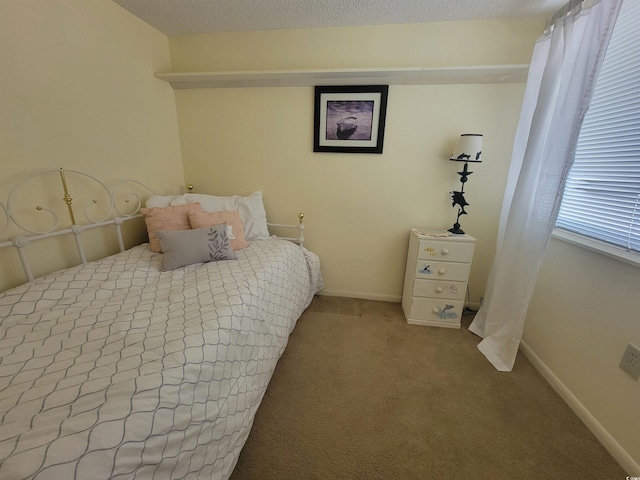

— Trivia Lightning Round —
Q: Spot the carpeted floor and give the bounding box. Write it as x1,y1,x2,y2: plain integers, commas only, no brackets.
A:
230,296,626,480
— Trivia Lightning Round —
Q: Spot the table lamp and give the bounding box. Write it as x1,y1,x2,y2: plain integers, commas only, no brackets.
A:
448,134,483,234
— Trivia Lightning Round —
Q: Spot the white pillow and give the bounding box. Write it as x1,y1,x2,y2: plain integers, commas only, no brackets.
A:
171,192,270,241
175,193,235,212
234,192,270,241
145,195,183,208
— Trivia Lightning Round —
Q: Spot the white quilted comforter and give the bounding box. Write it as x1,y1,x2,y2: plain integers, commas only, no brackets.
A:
0,239,323,479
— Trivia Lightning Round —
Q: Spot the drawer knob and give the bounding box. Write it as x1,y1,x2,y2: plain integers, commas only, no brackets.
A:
435,287,443,293
441,248,449,255
438,268,446,275
432,308,439,315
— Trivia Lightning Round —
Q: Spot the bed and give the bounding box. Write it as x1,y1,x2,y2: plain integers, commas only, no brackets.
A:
0,169,323,479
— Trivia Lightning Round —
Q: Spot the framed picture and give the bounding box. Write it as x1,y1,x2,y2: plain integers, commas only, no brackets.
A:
314,85,389,154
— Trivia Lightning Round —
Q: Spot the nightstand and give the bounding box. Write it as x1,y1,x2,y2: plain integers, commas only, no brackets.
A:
402,228,476,328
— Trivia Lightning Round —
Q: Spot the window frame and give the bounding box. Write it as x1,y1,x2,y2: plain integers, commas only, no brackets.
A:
554,0,639,264
552,227,640,267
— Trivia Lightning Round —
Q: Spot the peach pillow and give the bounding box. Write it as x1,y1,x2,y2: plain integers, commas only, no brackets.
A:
188,210,249,251
140,203,202,253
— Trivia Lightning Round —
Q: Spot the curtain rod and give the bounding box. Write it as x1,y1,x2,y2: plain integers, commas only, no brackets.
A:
545,0,587,32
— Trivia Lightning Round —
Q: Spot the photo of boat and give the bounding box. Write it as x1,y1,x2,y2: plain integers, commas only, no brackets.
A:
324,99,374,141
314,85,388,153
336,116,358,139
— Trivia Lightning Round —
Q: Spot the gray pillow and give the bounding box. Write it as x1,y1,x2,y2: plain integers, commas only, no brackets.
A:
156,224,236,271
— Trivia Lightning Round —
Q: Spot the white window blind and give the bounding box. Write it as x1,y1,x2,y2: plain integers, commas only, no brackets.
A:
556,0,640,253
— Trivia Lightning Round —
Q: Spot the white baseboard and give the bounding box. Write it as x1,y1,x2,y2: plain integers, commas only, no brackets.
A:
519,340,639,475
317,292,483,312
318,289,402,303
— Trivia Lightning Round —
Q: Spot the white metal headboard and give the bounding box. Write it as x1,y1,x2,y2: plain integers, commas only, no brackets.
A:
0,168,156,283
268,212,305,246
0,169,306,285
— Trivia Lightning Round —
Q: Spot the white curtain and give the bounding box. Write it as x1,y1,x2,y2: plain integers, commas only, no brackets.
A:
468,0,623,371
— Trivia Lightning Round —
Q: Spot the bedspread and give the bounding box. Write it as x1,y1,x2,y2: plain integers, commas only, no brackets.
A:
0,239,323,479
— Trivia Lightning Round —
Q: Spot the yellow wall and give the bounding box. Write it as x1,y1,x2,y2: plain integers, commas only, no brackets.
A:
524,239,640,470
0,0,184,291
168,20,543,71
0,2,636,472
169,19,542,302
171,23,639,468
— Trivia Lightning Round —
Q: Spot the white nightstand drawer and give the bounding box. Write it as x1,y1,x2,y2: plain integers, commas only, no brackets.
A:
417,240,475,262
406,298,464,326
402,229,476,329
415,260,471,282
412,279,466,301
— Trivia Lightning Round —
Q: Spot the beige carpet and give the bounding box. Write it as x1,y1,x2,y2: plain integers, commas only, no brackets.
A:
230,296,626,480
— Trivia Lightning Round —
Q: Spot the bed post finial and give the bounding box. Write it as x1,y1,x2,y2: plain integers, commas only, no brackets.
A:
297,212,305,247
59,168,76,225
187,184,194,193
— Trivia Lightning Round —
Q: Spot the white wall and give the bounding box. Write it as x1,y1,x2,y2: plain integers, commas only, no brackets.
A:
169,19,542,303
0,0,185,291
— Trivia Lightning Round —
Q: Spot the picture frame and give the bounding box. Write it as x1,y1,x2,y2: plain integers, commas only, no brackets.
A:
313,85,389,154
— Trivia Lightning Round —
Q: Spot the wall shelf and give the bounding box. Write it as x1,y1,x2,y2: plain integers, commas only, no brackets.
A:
155,65,529,89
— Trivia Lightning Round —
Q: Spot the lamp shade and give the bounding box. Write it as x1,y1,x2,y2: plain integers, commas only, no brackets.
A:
450,134,483,162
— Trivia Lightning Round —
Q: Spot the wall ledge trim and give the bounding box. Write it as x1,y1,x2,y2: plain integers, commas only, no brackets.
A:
155,65,529,89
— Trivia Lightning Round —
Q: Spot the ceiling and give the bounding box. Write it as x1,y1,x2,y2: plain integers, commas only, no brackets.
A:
112,0,565,36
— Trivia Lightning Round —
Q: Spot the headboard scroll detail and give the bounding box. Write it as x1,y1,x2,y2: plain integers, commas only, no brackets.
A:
0,168,158,283
1,170,308,287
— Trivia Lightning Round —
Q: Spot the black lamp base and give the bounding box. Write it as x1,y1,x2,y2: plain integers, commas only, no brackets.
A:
448,223,465,235
449,161,472,236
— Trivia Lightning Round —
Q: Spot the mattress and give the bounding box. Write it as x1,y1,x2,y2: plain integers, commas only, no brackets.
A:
0,239,323,479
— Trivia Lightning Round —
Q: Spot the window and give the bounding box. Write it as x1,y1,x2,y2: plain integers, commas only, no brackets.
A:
556,0,640,255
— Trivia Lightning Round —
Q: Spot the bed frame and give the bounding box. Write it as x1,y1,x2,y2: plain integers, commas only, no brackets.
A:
0,168,305,284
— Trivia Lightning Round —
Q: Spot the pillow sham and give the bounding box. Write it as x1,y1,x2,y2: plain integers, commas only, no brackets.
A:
172,192,270,241
156,224,235,271
145,194,183,209
234,191,270,241
172,193,235,212
140,203,202,253
188,209,249,250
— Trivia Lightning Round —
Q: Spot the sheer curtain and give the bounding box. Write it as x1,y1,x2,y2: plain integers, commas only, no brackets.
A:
468,0,623,371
